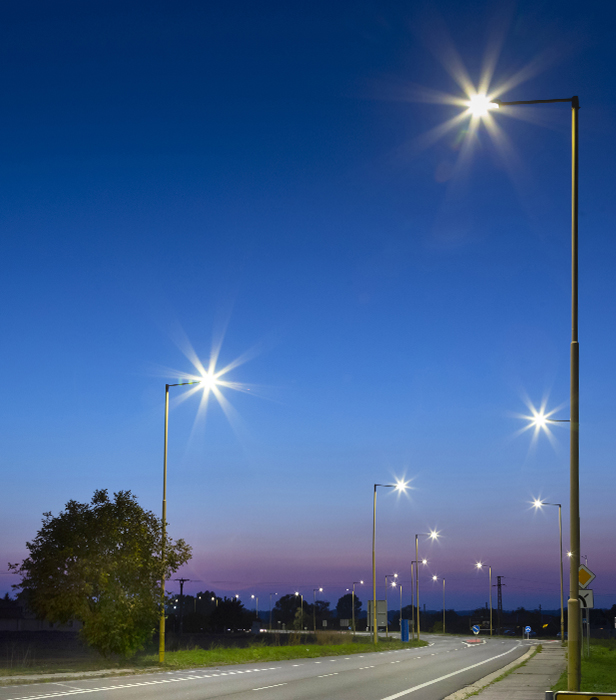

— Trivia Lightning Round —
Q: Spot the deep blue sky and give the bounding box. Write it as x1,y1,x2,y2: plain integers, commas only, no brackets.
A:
2,0,616,612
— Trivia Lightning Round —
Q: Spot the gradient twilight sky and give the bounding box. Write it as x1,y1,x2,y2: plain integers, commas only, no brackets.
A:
2,0,616,613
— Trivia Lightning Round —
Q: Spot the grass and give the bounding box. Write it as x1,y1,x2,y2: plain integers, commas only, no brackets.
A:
552,639,616,693
0,636,428,678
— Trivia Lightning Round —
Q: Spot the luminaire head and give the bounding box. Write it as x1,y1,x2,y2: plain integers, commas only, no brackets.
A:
468,94,500,117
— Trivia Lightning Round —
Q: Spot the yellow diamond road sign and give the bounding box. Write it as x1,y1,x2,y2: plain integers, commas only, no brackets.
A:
578,564,596,589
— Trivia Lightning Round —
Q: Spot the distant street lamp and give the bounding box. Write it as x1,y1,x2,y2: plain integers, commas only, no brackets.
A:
269,593,278,631
372,481,408,644
397,582,403,632
415,531,439,641
351,581,363,636
532,499,565,644
433,575,446,634
385,574,398,637
476,563,492,636
313,587,323,633
468,92,581,691
410,558,427,641
160,376,216,664
251,595,259,621
295,592,304,631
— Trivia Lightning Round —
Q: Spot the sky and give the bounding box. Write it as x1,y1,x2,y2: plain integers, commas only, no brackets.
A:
2,0,616,613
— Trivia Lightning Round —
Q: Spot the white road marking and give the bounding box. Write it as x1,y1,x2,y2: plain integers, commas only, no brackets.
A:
317,673,339,678
378,644,520,700
253,683,287,691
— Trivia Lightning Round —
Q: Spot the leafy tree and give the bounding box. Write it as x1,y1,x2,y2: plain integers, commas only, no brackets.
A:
336,593,362,619
273,594,306,626
208,597,254,633
9,489,191,658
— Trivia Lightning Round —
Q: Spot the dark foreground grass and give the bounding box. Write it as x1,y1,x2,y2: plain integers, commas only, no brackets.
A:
552,639,616,693
0,636,427,677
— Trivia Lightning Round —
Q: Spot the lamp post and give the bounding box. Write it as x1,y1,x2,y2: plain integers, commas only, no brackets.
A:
372,481,408,644
251,595,259,621
415,531,439,642
351,581,363,635
385,574,398,637
269,593,278,631
160,377,214,664
313,587,323,633
475,563,492,636
469,93,580,690
397,582,403,632
295,592,304,631
533,500,565,644
432,575,446,634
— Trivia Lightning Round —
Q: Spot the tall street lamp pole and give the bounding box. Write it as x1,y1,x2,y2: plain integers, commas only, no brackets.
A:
351,581,363,636
372,482,407,644
415,531,439,642
475,563,492,636
533,500,565,644
433,575,446,634
475,94,580,689
398,583,403,632
160,379,207,664
251,595,259,621
269,593,277,631
295,592,304,631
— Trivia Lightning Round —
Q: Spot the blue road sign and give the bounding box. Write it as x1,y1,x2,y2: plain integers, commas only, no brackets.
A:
472,625,480,635
525,626,531,633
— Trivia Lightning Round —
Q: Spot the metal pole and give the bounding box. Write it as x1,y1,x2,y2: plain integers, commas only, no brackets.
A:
489,566,493,636
385,575,389,638
159,384,170,664
352,586,356,636
372,485,378,644
568,95,581,692
313,590,316,633
558,505,565,645
443,579,446,634
416,536,420,641
399,584,402,632
410,562,415,641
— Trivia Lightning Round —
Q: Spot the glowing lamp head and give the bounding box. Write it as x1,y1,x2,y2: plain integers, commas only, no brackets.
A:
421,558,427,565
432,575,438,581
468,94,499,117
429,529,439,540
360,580,364,585
319,587,323,592
199,371,218,392
476,562,484,570
533,499,544,509
394,479,409,492
391,580,397,587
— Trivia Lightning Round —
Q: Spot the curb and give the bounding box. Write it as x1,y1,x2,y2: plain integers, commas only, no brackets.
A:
442,645,538,700
0,668,160,685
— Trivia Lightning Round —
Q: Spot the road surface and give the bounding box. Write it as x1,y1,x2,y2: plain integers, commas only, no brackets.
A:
0,635,532,700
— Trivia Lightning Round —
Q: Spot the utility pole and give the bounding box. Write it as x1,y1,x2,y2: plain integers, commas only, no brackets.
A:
174,578,191,636
495,576,505,635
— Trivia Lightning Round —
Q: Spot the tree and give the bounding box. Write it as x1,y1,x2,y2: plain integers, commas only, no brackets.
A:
9,489,191,658
208,597,254,633
336,593,362,619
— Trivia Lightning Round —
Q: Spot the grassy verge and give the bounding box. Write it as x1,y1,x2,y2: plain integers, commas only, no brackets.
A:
552,639,616,693
0,637,427,678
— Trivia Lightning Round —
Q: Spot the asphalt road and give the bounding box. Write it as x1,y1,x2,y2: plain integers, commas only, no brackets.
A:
0,635,532,700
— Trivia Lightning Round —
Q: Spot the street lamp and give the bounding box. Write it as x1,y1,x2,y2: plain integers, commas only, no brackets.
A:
468,93,581,690
269,593,278,632
313,587,323,633
372,481,408,644
532,499,565,644
415,531,439,642
410,558,427,641
475,562,492,636
160,375,216,664
351,581,363,636
433,575,446,634
385,574,398,637
251,594,259,621
396,582,403,633
295,592,304,631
